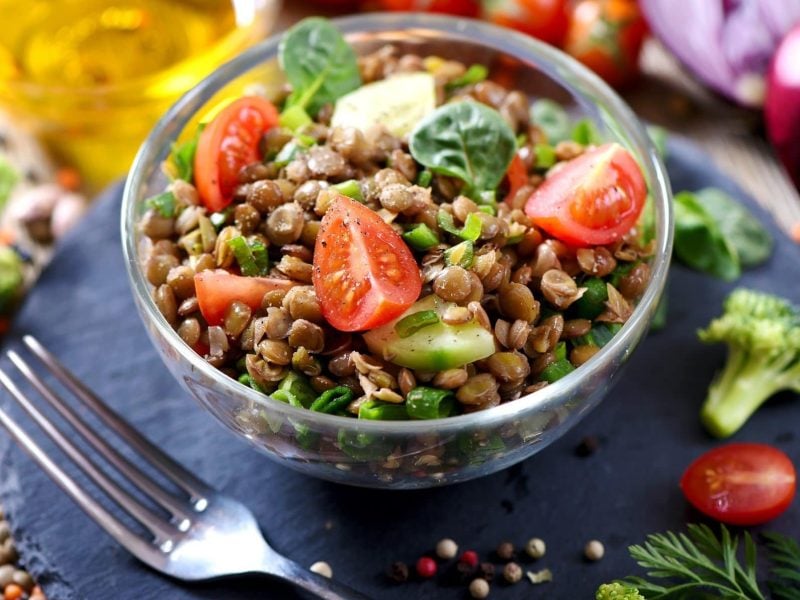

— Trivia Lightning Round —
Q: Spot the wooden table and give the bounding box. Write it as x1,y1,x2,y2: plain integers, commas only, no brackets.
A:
276,6,800,236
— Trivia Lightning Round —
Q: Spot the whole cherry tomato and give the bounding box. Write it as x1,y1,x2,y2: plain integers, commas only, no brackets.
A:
483,0,569,46
375,0,481,17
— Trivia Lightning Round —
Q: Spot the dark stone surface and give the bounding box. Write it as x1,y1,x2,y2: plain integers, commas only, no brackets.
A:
0,138,798,599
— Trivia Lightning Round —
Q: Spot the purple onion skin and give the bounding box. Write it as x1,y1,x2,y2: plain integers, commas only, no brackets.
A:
766,24,800,188
641,0,800,107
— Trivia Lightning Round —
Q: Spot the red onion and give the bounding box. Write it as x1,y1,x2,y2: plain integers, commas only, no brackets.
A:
766,24,800,188
640,0,800,107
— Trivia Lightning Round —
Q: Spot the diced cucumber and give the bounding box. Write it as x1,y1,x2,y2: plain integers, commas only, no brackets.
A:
331,72,436,137
363,295,495,371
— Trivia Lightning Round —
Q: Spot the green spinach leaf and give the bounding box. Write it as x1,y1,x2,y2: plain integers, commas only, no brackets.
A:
693,187,773,268
530,98,571,144
673,191,740,281
278,17,361,115
409,100,516,196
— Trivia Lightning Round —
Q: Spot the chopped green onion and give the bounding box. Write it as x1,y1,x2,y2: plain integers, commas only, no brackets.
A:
437,211,483,242
416,169,433,187
446,64,488,89
358,399,409,420
279,105,312,131
444,240,474,268
534,144,556,169
505,222,527,245
145,191,176,218
402,223,439,251
228,236,270,277
274,141,302,166
338,430,390,459
277,371,316,409
310,386,354,414
516,133,528,149
539,358,575,383
530,99,571,145
477,204,496,216
297,133,316,148
554,341,567,361
571,118,602,145
406,387,455,419
395,310,439,338
460,212,482,241
238,373,265,394
210,210,230,230
331,179,363,201
591,323,622,347
572,277,608,319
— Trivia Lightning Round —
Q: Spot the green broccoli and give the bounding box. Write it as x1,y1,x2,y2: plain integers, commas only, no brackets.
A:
698,288,800,438
596,582,645,599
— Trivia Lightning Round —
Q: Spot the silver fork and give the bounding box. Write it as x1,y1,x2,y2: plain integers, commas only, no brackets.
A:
0,335,370,600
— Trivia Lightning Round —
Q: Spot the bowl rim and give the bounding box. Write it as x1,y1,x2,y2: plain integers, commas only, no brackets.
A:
121,12,673,434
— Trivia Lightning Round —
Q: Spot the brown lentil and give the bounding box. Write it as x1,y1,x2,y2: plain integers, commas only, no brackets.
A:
266,203,304,245
540,269,585,309
432,368,468,389
571,344,600,366
177,318,201,347
498,282,539,323
433,266,472,303
562,318,592,339
153,284,177,325
288,319,325,352
619,262,651,299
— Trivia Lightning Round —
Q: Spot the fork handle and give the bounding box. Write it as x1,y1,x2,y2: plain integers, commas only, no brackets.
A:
263,553,374,600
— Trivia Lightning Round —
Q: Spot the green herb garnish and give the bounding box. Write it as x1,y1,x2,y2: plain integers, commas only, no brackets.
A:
402,223,439,251
145,191,177,218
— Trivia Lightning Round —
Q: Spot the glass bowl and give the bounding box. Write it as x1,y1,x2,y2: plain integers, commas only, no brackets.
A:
122,13,673,489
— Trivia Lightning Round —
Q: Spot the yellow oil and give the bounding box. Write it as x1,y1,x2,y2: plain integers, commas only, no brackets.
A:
0,0,273,190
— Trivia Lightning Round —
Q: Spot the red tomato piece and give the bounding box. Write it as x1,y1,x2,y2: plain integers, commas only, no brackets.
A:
563,0,648,88
194,97,279,212
483,0,569,46
376,0,480,17
524,143,646,246
503,154,528,205
194,270,296,327
313,194,422,332
681,443,796,526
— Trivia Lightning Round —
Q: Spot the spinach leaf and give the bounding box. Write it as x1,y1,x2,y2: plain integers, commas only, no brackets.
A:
693,187,773,268
530,99,571,144
571,118,602,145
409,100,516,196
278,17,361,115
673,191,740,281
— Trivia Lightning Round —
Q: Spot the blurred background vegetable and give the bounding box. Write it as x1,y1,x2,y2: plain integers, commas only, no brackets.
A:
482,0,569,46
765,23,800,188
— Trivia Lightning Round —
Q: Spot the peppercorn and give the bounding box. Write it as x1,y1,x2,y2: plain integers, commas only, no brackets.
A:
436,537,459,560
459,550,479,568
478,562,495,582
584,540,605,561
575,435,600,457
387,561,409,583
310,561,332,578
525,537,546,559
416,556,437,579
496,541,515,561
454,559,477,584
469,577,490,599
503,562,523,584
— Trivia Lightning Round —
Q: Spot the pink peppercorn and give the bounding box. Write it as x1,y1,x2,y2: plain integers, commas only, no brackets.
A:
459,550,479,568
416,556,437,579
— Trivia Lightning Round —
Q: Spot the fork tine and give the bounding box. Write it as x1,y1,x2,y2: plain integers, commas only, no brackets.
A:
22,335,212,503
7,351,193,528
0,402,156,560
0,367,179,544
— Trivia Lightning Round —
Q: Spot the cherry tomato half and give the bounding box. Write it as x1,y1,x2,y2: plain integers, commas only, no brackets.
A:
563,0,647,88
194,96,279,212
524,143,646,246
503,154,529,205
483,0,569,46
376,0,481,17
681,443,796,526
194,270,296,326
313,194,422,332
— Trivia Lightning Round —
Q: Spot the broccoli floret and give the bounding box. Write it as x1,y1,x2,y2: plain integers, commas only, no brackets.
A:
596,582,645,599
698,288,800,437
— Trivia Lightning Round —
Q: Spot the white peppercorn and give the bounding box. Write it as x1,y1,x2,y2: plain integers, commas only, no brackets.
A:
525,537,546,559
310,561,333,578
469,577,490,599
435,538,459,560
584,540,605,561
503,562,523,584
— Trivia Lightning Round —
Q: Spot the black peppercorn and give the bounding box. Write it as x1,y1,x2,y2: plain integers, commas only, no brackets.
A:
387,561,409,583
496,541,515,561
575,435,600,457
478,562,495,582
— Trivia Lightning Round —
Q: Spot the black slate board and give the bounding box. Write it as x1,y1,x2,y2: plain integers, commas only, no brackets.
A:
1,137,799,600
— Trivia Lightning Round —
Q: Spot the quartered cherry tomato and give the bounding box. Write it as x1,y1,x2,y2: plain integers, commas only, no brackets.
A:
194,270,296,326
681,443,796,526
483,0,569,46
313,194,422,332
563,0,647,88
375,0,481,17
194,96,279,212
524,143,646,246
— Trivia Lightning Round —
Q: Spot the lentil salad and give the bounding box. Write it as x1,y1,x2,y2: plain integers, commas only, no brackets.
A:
139,17,653,425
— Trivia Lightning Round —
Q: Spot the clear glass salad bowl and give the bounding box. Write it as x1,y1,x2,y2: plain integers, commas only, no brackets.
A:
122,13,673,489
